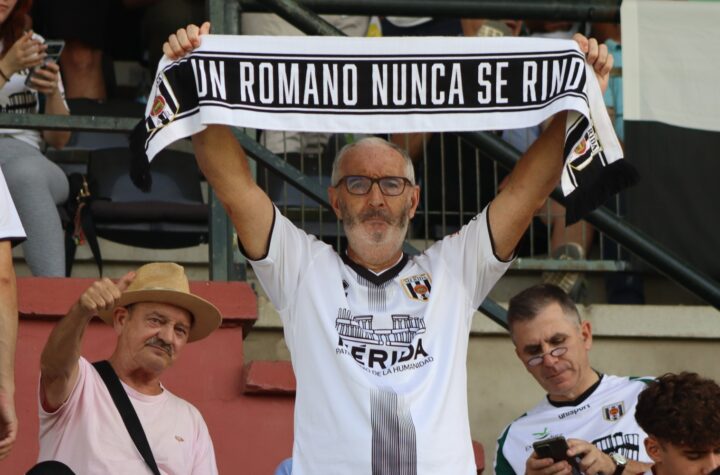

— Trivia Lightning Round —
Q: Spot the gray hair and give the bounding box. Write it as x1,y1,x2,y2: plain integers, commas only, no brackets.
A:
330,136,416,187
507,283,581,331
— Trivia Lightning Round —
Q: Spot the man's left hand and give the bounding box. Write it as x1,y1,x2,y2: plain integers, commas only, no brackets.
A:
567,439,616,475
572,34,613,94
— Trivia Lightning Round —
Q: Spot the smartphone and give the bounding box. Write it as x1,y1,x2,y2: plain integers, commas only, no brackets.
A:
532,436,582,474
25,39,65,86
44,39,65,62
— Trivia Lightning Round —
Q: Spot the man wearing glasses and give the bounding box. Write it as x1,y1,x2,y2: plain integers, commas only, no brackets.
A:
166,22,614,475
495,284,654,475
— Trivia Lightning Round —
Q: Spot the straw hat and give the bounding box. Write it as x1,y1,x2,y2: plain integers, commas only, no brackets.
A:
98,262,222,342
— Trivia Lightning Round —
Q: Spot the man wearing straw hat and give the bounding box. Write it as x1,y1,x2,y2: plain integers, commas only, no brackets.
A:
35,262,221,474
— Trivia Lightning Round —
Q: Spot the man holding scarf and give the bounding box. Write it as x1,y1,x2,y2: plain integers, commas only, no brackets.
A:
162,22,612,475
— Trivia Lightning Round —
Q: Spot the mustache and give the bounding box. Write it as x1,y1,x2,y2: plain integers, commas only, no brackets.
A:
358,208,394,224
145,336,173,356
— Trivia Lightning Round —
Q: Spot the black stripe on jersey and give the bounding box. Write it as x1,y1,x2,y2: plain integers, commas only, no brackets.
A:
238,205,277,261
371,388,417,475
356,274,392,312
341,252,409,286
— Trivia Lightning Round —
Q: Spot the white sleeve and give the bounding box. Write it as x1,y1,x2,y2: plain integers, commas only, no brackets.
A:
191,414,219,475
0,168,26,242
247,205,327,316
428,205,513,310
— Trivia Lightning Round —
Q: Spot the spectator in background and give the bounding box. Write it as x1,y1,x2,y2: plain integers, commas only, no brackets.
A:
36,262,221,473
31,0,111,100
635,372,720,475
494,284,653,475
0,0,70,277
165,23,613,474
0,169,26,461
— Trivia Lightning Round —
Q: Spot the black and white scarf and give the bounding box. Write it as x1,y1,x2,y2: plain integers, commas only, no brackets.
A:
133,35,637,223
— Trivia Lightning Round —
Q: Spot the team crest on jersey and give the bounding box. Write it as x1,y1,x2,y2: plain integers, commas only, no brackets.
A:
602,402,625,422
400,273,432,301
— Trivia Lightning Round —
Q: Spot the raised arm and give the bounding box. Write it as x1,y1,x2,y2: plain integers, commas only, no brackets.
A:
164,23,275,259
488,34,612,260
0,241,18,460
40,273,134,412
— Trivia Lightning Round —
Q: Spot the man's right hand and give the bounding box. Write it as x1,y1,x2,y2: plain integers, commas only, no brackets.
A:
163,22,211,61
525,451,574,475
73,272,136,320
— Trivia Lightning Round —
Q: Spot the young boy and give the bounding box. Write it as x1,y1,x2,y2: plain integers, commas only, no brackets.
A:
635,372,720,475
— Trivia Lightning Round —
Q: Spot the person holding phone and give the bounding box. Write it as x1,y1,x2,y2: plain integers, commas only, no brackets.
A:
494,284,654,475
0,0,70,277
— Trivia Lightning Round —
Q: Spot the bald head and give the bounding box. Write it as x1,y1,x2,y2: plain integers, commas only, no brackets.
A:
331,137,415,187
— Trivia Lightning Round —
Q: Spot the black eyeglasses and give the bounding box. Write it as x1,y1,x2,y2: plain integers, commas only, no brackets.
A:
526,347,568,367
335,175,413,196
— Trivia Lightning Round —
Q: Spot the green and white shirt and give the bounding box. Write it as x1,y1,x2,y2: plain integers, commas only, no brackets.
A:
494,374,653,474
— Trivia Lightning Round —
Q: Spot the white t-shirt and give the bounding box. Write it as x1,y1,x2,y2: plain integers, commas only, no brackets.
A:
0,35,67,149
0,168,25,242
250,206,512,475
494,374,654,474
38,357,218,475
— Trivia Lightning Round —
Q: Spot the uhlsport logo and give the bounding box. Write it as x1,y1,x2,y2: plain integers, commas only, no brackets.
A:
400,273,432,301
602,401,625,422
335,307,432,377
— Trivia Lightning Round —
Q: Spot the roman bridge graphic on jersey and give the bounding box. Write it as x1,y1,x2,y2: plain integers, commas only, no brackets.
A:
592,432,641,460
335,308,432,374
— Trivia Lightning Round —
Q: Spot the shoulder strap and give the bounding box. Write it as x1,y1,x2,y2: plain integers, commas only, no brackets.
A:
92,360,161,475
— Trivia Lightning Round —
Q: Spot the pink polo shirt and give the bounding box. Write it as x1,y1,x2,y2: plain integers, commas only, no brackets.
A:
38,357,218,475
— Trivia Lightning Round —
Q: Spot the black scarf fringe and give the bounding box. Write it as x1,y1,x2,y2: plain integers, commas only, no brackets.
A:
565,160,640,225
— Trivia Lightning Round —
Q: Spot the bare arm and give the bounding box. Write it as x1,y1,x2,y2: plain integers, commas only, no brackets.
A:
0,241,18,460
40,273,134,412
36,62,71,148
488,34,612,260
166,23,275,259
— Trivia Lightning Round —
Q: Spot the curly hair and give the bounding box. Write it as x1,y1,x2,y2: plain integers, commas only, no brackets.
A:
635,372,720,448
1,0,32,53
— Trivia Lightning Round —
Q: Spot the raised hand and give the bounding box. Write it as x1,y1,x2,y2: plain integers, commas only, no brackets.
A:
74,271,136,319
573,33,613,94
163,21,211,61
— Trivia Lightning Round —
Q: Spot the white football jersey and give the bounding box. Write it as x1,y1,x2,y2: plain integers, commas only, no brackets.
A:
494,374,654,474
250,206,511,475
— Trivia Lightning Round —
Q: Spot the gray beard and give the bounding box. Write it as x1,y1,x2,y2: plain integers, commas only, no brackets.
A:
340,201,410,264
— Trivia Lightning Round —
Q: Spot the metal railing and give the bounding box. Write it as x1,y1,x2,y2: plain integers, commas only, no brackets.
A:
2,0,719,322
